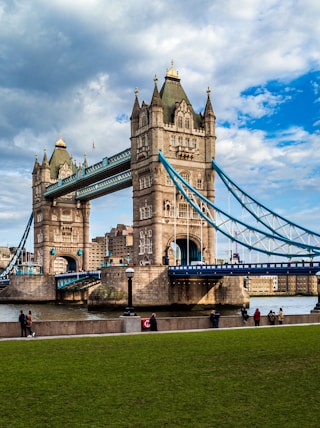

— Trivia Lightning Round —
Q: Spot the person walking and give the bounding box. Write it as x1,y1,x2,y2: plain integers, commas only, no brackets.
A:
18,310,27,337
278,308,284,325
253,308,261,326
26,310,36,337
149,313,158,331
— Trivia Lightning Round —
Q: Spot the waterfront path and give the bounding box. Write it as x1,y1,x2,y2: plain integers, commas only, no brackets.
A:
1,320,320,342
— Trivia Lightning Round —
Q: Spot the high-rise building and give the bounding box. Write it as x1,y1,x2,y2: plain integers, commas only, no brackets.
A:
89,236,106,270
105,224,133,266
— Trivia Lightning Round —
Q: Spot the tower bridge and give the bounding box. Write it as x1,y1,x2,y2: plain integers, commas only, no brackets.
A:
1,63,320,307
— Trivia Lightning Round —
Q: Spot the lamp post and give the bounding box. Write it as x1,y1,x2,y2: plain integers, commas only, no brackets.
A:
313,272,320,312
124,267,136,316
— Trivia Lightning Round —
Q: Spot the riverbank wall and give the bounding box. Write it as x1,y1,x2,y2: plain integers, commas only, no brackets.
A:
1,313,320,339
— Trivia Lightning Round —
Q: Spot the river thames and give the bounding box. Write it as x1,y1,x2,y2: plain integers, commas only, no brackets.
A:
0,295,318,322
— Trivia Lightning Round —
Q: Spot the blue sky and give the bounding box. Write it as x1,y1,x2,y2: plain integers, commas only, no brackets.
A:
0,0,319,262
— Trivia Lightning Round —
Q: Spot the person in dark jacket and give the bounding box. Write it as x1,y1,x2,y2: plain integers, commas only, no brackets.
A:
18,310,27,337
210,309,220,328
149,313,158,331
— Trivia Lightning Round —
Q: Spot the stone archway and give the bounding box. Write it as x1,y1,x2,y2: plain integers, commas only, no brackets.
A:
176,238,200,265
166,236,202,266
53,256,77,273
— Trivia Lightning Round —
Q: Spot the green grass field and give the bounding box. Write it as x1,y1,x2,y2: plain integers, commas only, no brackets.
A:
1,326,320,427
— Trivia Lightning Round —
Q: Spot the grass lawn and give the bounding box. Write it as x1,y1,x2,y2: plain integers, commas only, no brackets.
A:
0,325,320,427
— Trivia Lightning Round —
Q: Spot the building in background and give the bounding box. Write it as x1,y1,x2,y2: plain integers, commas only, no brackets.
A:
248,276,278,295
0,247,11,270
89,236,106,270
104,224,133,266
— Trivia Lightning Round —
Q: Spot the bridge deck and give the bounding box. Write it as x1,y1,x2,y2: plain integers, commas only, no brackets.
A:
168,261,320,277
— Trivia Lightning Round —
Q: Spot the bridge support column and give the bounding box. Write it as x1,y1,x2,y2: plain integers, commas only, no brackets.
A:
82,201,90,271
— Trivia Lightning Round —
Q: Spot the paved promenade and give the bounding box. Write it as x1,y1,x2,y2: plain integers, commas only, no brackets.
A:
1,320,320,342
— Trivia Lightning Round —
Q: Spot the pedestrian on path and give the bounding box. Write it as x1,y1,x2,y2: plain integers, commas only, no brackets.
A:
253,308,261,326
267,310,276,325
210,309,220,328
241,304,249,324
149,313,158,331
26,310,36,337
18,310,27,337
278,308,284,325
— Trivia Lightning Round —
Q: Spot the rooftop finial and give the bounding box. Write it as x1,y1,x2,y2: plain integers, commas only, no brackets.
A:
207,86,211,97
154,74,158,85
134,87,139,97
166,60,179,79
56,134,66,148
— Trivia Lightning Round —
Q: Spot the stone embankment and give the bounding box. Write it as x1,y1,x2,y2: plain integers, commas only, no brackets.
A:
1,313,320,339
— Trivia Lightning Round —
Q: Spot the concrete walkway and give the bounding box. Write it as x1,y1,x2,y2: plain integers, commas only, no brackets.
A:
1,322,320,342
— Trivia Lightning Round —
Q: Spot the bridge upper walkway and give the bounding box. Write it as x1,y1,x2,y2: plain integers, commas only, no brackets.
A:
44,148,131,199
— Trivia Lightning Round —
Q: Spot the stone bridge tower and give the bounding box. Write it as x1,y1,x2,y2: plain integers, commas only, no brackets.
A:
32,137,90,274
130,63,216,266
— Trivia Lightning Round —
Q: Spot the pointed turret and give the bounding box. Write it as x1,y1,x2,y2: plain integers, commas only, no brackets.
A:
150,75,162,107
40,147,51,183
204,87,215,118
32,153,40,175
203,87,216,137
41,147,50,169
83,153,88,169
130,87,140,135
149,75,163,129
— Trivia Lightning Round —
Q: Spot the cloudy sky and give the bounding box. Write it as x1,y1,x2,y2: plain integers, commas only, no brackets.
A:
0,0,319,261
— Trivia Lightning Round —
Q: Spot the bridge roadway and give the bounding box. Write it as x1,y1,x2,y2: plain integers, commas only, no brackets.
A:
168,261,320,277
54,262,320,290
44,148,131,199
55,270,101,289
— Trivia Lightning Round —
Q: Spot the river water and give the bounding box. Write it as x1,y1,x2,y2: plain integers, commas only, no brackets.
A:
0,296,318,322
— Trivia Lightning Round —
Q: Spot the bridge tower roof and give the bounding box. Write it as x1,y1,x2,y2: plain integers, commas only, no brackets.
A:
159,61,202,128
48,136,75,179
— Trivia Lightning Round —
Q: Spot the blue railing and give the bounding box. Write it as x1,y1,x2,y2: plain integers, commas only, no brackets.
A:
55,270,101,289
44,148,131,196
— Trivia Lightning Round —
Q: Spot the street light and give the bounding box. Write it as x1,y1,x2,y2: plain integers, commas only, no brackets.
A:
123,267,136,316
313,272,320,312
